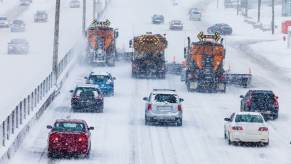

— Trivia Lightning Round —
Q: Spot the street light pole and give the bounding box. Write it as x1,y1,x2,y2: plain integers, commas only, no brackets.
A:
93,0,96,19
257,0,261,22
237,0,240,15
52,0,60,85
271,0,275,34
82,0,86,36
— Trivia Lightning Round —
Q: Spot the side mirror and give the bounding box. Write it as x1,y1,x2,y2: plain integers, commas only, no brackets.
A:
143,97,148,101
179,98,184,102
224,118,231,122
70,90,74,93
240,95,244,98
47,125,53,129
88,126,94,130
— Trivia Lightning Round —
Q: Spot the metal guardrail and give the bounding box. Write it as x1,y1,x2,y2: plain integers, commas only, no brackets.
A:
0,50,74,160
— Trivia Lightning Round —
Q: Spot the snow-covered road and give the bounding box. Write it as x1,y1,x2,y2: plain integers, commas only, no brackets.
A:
4,0,291,164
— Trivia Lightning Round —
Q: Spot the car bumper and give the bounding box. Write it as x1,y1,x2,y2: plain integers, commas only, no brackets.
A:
147,112,182,122
230,132,269,143
71,101,103,111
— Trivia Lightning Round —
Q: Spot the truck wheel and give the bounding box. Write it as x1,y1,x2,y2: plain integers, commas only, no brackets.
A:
177,118,182,126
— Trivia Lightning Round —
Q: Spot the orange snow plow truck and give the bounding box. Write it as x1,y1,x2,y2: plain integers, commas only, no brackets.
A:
129,32,167,79
182,32,252,92
86,19,119,66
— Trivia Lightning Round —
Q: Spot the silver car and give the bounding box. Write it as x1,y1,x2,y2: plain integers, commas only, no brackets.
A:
143,89,183,126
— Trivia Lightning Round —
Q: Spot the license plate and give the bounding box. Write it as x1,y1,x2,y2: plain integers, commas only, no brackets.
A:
158,106,172,111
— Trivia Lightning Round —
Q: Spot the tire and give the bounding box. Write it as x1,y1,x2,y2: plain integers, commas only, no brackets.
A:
272,114,278,120
177,118,182,126
228,133,232,145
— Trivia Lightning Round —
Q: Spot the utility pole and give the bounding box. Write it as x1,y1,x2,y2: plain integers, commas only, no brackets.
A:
52,0,60,85
245,0,248,17
93,0,96,19
237,0,240,15
257,0,261,22
217,0,219,8
82,0,86,36
271,0,275,34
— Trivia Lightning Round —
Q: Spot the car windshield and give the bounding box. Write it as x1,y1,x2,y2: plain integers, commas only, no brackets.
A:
0,17,7,20
235,114,264,123
75,87,99,97
252,93,274,104
13,20,23,24
153,94,178,103
172,21,181,24
11,39,26,43
89,75,110,83
53,122,86,132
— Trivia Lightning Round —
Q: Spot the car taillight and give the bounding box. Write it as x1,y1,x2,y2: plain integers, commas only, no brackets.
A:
177,104,182,111
246,99,252,107
232,126,243,131
219,75,225,81
147,104,152,111
78,135,88,142
50,134,60,143
258,127,268,131
274,96,279,109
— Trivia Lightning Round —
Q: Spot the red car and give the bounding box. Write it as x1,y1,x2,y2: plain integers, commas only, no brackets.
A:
47,119,94,158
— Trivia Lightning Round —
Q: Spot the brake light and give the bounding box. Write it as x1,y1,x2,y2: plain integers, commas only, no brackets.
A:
274,96,279,109
246,99,252,107
258,127,268,131
78,135,88,142
232,126,243,131
177,104,182,111
147,104,152,111
50,134,60,143
219,75,225,81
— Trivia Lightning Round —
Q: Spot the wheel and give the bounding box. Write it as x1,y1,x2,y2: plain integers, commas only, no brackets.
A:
272,114,278,120
228,133,232,145
177,118,182,126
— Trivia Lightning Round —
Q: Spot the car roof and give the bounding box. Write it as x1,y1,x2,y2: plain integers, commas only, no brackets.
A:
235,112,263,116
55,119,87,124
89,71,111,76
171,20,181,23
249,90,274,94
10,39,27,43
0,16,8,19
13,20,24,23
152,89,177,94
76,83,99,89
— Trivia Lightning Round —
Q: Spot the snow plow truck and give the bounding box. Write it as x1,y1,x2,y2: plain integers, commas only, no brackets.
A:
86,19,119,66
130,32,167,79
182,32,252,92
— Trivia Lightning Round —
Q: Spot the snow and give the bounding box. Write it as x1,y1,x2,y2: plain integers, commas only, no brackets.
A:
2,0,291,164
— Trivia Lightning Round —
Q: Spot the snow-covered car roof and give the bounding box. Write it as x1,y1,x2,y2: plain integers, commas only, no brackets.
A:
0,16,8,20
76,83,99,89
152,89,177,94
170,20,182,24
89,71,111,76
9,39,28,44
234,112,263,116
12,20,24,24
54,119,87,124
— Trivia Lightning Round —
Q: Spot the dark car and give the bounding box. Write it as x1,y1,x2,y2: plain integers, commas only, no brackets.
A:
70,84,104,112
34,10,48,22
47,119,94,158
240,90,279,120
152,14,164,24
8,38,29,54
207,23,232,35
10,20,25,32
20,0,32,6
86,72,116,96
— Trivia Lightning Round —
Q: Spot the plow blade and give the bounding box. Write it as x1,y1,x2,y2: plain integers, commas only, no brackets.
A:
224,73,252,88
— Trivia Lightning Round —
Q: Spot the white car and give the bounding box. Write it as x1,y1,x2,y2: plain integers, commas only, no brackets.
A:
143,89,184,126
224,112,269,146
169,20,183,30
189,9,201,21
0,16,9,28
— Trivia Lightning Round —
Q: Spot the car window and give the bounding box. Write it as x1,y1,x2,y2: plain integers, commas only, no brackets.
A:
75,87,100,97
153,94,178,103
54,122,86,132
89,75,110,83
235,114,264,123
